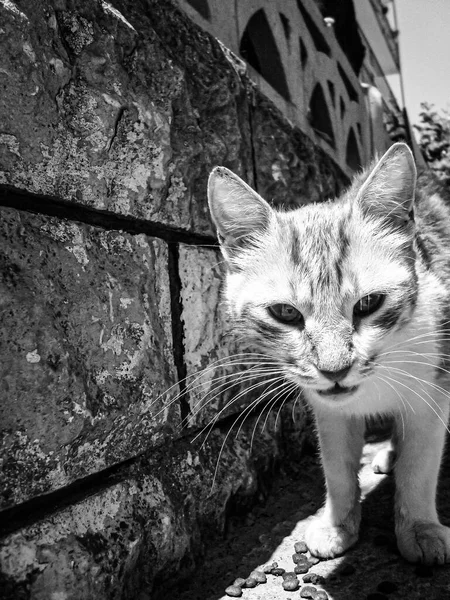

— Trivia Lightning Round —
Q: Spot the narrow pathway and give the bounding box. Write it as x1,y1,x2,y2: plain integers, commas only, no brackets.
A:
173,436,450,600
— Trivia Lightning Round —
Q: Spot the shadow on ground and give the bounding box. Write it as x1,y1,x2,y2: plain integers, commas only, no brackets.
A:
167,434,450,600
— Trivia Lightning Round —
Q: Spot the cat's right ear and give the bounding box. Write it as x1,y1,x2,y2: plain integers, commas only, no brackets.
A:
207,167,272,251
356,143,417,229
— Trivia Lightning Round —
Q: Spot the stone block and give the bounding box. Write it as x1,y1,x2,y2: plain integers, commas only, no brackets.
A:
0,0,252,235
0,207,177,509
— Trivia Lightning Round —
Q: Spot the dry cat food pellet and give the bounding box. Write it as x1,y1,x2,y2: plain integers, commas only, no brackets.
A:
308,556,320,565
300,585,317,598
282,577,300,591
292,552,309,564
376,581,398,594
245,577,258,588
282,571,298,580
294,541,308,553
294,563,310,574
271,567,286,576
249,570,267,583
263,561,278,573
314,591,329,600
225,585,242,597
233,578,246,588
303,573,324,585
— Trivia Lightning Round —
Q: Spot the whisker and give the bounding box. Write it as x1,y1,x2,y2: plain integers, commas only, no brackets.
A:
378,365,450,413
291,392,303,423
249,380,299,450
192,375,285,446
374,374,408,440
211,374,286,440
382,358,450,378
256,380,297,440
149,352,272,409
379,372,450,433
382,329,450,353
247,380,293,450
151,353,284,423
208,379,287,488
183,365,286,426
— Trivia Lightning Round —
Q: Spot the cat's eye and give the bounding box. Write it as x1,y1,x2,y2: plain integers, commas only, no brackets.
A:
268,303,303,324
353,293,385,317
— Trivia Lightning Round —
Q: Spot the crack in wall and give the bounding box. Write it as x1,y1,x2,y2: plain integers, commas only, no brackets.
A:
247,91,260,193
0,185,216,247
167,242,191,424
105,105,127,153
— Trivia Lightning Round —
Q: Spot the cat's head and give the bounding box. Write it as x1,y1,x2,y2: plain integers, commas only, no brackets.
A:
207,143,418,407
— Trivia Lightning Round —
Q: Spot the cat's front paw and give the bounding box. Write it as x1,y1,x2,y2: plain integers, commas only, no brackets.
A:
397,521,450,565
305,518,358,558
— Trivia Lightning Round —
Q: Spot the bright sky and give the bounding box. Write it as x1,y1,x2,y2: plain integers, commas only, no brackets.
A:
391,0,450,126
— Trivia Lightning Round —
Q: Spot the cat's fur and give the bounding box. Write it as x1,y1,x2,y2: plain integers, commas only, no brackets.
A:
207,143,450,564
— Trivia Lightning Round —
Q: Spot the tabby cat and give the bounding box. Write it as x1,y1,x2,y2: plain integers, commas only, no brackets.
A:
207,143,450,564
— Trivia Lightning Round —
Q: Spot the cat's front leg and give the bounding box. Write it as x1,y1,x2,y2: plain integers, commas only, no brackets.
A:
305,410,365,558
394,400,450,564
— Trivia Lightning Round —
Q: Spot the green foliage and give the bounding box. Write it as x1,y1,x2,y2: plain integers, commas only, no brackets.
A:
414,103,450,187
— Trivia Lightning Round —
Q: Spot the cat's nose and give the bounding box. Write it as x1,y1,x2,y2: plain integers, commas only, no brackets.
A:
319,365,352,382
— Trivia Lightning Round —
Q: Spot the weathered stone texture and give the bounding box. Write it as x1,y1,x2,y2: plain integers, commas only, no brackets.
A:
145,0,255,234
0,207,177,508
0,408,307,600
0,0,252,235
251,90,349,207
179,244,230,424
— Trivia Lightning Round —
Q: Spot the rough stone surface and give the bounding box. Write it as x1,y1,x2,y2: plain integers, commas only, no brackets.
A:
0,408,307,600
179,244,231,425
0,0,252,235
0,207,177,508
250,90,349,208
146,0,255,235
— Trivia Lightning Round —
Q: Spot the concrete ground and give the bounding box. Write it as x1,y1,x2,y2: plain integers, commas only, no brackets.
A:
173,435,450,600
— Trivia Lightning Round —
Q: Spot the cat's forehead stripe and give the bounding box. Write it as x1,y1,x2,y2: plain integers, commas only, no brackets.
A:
279,205,418,303
288,225,302,265
285,210,351,299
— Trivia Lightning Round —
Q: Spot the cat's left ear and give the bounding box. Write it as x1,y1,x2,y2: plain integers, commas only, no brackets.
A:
357,142,417,227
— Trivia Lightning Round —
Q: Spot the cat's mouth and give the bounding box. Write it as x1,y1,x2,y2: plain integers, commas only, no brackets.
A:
317,383,359,397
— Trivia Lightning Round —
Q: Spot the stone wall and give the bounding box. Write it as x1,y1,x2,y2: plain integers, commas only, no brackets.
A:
0,0,348,597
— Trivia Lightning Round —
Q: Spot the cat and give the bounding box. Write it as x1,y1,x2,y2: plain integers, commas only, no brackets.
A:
207,142,450,565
